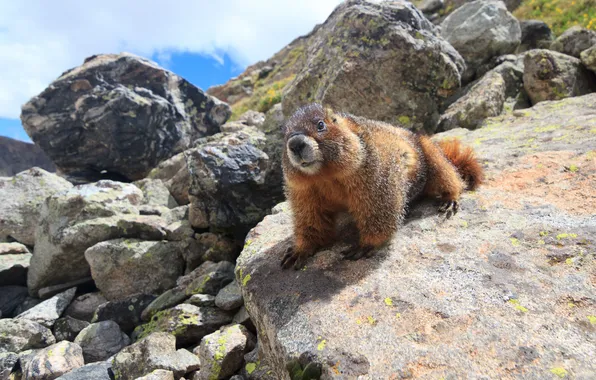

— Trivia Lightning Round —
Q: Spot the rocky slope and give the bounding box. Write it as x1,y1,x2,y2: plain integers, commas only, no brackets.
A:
1,0,596,379
236,93,596,379
0,136,55,177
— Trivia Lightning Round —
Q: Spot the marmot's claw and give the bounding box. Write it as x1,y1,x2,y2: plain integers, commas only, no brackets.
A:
281,247,308,270
438,200,458,215
342,245,374,261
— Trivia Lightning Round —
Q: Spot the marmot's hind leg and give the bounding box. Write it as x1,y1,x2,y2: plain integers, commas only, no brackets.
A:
418,136,465,214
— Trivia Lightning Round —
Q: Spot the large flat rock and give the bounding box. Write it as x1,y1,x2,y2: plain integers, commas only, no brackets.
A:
235,93,596,379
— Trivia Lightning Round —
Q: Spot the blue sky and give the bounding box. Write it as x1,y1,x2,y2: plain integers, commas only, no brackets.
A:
0,0,343,143
0,51,242,142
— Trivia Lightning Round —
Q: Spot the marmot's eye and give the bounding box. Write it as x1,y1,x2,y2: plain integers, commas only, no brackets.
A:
317,120,327,132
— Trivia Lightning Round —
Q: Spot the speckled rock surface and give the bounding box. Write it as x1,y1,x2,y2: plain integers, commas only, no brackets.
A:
135,369,175,380
55,362,112,380
92,294,156,333
53,317,90,342
282,0,465,133
550,25,596,59
581,46,596,74
186,126,284,236
132,304,234,347
74,321,130,363
141,287,188,322
20,53,230,182
85,239,184,301
235,93,596,378
523,49,596,105
64,292,107,322
26,180,169,297
215,281,244,311
22,341,84,380
0,168,72,246
134,179,178,209
15,288,76,328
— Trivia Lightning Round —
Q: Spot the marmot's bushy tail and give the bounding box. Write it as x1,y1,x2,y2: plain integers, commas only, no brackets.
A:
437,138,484,191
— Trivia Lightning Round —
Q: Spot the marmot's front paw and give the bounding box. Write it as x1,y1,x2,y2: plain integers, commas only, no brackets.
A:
438,200,459,215
341,244,375,261
281,246,309,270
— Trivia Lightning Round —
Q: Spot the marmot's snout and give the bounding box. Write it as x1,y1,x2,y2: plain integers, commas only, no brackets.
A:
286,133,322,174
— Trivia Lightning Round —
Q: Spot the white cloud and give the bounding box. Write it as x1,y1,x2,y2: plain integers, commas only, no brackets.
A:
0,0,343,119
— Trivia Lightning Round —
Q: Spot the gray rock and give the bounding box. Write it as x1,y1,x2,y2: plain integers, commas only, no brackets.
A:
13,297,43,316
15,288,76,328
194,324,255,380
92,294,156,334
55,362,112,380
232,307,255,334
53,317,90,342
283,0,465,133
187,126,284,236
85,239,185,301
148,153,190,206
164,220,194,242
523,49,596,105
0,242,29,255
194,233,240,265
27,180,169,297
0,168,72,246
441,0,521,82
516,20,554,53
550,25,596,58
74,321,130,363
0,352,18,379
419,0,444,13
215,281,243,311
184,261,235,297
438,61,524,130
64,293,107,322
141,287,188,322
235,110,266,128
185,294,215,308
21,53,231,182
134,179,178,209
22,341,84,380
132,304,233,347
111,332,199,379
135,369,175,380
38,277,93,300
0,286,28,317
234,93,596,378
581,45,596,74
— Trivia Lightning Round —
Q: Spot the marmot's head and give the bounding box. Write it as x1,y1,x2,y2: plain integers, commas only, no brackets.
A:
282,103,363,176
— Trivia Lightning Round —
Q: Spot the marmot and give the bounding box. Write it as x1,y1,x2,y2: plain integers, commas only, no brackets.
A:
280,103,484,269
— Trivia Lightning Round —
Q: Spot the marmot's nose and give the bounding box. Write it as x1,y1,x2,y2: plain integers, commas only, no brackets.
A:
288,136,306,155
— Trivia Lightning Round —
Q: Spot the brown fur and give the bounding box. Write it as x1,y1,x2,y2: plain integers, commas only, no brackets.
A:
437,138,485,190
281,104,483,269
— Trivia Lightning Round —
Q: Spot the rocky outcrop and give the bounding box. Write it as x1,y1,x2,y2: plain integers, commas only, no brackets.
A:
441,0,521,83
0,168,72,246
235,93,596,378
523,49,596,105
21,53,231,182
26,180,167,297
282,0,465,133
438,60,525,130
0,136,55,177
516,20,554,53
550,26,596,58
187,126,284,236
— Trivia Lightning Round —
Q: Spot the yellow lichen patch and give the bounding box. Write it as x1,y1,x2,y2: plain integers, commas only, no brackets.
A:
567,164,579,172
508,299,529,313
367,316,377,325
384,297,393,306
556,233,578,240
510,238,521,246
587,315,596,325
550,367,568,378
317,339,327,351
242,274,252,287
395,313,402,319
245,362,257,374
539,231,549,237
565,258,574,265
460,220,469,228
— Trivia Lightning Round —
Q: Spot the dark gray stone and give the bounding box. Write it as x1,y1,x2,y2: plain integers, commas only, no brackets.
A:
53,316,90,342
141,287,188,322
74,321,130,363
0,286,28,318
92,293,156,334
55,361,112,380
215,281,243,311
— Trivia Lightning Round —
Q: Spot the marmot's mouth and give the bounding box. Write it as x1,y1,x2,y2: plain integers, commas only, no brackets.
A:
300,161,316,167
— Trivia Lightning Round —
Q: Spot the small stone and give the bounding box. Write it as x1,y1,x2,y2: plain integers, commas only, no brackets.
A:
185,294,216,308
55,362,112,380
92,294,156,334
15,288,77,328
135,369,175,380
184,261,235,296
22,341,84,380
195,233,240,265
53,317,90,342
64,293,108,322
0,352,18,379
215,281,243,311
194,324,256,380
0,286,28,317
133,179,178,209
132,304,233,347
141,287,188,322
233,307,255,333
13,297,43,316
111,332,196,379
74,321,130,363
